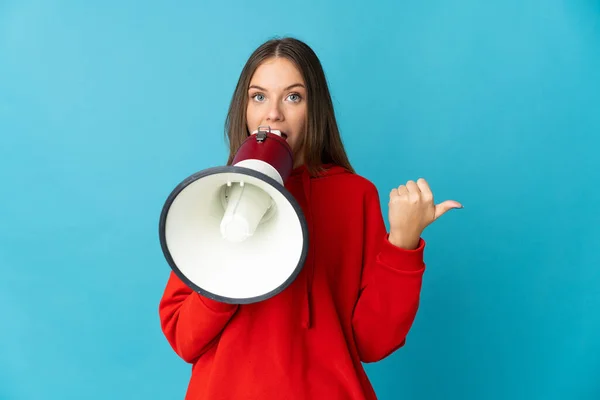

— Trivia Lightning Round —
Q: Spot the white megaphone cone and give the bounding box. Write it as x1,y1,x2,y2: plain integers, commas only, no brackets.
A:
159,126,309,304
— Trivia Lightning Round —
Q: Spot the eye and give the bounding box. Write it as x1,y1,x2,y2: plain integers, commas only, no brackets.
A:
287,93,302,102
251,93,266,102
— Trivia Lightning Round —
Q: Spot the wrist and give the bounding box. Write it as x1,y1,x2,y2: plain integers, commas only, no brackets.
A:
388,232,420,250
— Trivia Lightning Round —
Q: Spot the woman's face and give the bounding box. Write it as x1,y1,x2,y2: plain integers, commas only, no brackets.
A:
246,57,307,166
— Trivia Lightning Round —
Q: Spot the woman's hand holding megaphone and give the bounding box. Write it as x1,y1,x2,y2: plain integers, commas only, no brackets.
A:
387,178,462,250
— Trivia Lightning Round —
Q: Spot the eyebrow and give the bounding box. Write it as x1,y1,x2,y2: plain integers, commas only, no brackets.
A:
248,83,305,91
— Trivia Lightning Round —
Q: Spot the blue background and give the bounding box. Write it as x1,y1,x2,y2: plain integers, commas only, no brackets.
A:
1,1,599,399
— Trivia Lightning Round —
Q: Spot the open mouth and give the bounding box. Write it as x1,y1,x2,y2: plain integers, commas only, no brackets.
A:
281,132,288,140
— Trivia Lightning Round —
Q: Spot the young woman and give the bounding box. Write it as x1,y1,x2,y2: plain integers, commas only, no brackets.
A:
159,37,462,399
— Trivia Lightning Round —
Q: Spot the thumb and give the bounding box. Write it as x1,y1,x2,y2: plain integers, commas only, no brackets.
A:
434,200,463,220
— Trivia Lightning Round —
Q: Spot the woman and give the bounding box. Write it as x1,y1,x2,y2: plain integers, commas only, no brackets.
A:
159,37,462,399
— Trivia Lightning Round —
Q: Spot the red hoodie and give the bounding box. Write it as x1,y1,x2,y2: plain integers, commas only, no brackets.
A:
159,164,426,399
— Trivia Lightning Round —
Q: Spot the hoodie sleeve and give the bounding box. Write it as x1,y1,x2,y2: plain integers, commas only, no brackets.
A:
351,183,426,363
159,271,239,363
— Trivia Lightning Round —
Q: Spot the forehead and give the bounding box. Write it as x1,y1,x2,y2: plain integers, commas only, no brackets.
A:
249,57,305,89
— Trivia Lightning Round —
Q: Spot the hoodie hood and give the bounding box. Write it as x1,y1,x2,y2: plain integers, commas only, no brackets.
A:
286,163,351,328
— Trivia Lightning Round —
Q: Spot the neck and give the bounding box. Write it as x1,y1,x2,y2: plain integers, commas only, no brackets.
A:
293,154,305,169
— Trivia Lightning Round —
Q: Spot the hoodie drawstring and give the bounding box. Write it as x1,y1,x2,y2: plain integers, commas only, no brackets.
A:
300,168,315,329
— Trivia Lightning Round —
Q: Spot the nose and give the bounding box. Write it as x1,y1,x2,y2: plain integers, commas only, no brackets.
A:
266,101,284,122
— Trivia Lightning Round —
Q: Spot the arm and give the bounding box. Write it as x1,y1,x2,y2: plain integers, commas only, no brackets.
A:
159,271,239,363
351,185,426,363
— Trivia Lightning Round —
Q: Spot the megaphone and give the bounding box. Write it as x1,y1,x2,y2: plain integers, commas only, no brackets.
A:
159,126,309,304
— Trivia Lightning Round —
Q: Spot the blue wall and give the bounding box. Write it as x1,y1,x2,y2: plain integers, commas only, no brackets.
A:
1,1,599,399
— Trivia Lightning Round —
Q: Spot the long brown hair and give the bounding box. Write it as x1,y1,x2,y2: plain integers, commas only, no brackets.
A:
224,37,355,176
